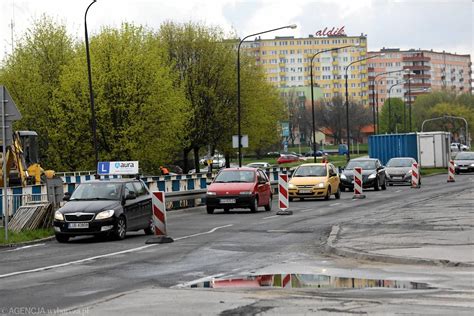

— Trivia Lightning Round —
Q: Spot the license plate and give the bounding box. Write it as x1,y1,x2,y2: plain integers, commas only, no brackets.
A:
69,222,89,229
299,189,312,194
460,167,468,170
220,198,236,204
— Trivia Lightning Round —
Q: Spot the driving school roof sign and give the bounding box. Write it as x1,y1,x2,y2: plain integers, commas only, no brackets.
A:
97,161,139,175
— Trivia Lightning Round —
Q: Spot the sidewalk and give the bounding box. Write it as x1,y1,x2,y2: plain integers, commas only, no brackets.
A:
325,187,474,267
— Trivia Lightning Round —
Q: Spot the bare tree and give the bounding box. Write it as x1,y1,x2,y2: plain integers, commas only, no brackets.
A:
315,96,372,144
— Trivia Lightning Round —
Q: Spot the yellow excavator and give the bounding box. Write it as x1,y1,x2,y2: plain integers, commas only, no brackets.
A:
0,131,55,187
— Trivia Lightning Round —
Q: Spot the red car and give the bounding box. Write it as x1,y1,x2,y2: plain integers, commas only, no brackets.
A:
205,167,272,214
277,154,300,164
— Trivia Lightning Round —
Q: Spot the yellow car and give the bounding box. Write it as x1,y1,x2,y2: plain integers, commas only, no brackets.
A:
288,163,341,201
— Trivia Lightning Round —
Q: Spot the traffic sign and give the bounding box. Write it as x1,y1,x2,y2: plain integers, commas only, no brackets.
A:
97,161,139,175
1,86,22,147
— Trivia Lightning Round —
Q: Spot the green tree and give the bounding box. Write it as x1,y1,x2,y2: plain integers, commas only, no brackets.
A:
379,98,407,133
50,23,189,172
0,15,74,168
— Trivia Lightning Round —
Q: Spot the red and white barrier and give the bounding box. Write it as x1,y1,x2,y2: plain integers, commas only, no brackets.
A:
277,173,292,215
353,167,366,199
146,191,173,243
152,191,167,235
282,274,291,288
447,160,455,183
411,162,420,188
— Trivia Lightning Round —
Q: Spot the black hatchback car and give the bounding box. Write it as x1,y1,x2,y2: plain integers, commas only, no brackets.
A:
339,158,387,191
53,179,153,243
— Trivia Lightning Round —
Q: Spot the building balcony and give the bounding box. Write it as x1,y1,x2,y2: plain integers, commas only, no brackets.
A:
279,62,286,67
403,65,430,71
405,82,431,88
404,73,431,79
402,56,430,62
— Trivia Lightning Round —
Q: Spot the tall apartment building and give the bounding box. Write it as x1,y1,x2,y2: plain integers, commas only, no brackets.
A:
368,48,472,109
241,33,370,104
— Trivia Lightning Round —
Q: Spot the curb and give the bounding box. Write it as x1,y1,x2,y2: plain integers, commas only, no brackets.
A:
324,225,473,268
0,235,55,249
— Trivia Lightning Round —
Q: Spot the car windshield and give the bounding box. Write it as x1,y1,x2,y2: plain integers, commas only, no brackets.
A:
346,160,377,170
214,170,255,183
386,158,413,167
70,182,122,200
293,165,327,177
455,152,474,160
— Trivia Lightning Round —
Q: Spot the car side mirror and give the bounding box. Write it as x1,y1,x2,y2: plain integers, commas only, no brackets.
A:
63,192,71,201
125,191,137,200
338,166,344,173
258,179,267,184
329,171,336,177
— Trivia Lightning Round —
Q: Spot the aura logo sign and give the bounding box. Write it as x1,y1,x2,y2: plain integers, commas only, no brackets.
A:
98,161,139,175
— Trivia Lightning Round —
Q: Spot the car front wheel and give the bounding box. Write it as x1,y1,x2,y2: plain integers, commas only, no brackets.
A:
374,178,380,191
113,216,127,240
335,187,341,199
55,234,69,243
144,220,154,235
206,206,215,214
381,178,387,190
250,197,258,213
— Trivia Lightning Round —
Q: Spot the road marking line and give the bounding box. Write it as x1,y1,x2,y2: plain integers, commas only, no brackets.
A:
174,224,233,241
262,215,279,220
0,225,233,279
329,203,341,206
395,190,401,193
6,244,45,252
301,209,314,212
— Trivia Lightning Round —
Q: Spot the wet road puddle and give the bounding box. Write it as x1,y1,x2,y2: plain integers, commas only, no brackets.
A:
188,274,432,289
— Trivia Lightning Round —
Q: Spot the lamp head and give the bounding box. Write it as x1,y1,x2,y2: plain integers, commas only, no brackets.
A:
288,24,297,29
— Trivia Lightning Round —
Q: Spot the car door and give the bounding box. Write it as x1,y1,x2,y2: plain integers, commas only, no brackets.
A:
376,160,385,183
123,182,140,230
328,164,339,194
257,170,270,205
133,180,152,228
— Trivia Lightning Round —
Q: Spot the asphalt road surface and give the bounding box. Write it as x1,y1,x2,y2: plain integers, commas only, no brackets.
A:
0,173,473,315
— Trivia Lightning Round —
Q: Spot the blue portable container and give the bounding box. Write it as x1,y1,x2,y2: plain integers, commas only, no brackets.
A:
368,133,418,165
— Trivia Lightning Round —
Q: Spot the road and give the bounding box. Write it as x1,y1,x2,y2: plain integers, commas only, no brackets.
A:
0,173,473,315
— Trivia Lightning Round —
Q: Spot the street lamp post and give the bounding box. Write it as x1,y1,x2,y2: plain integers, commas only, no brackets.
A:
237,24,297,167
372,69,409,134
388,79,411,133
85,0,98,170
344,54,381,161
309,45,352,162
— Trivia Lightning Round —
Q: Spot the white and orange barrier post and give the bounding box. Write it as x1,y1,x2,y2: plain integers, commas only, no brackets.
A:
447,160,455,183
411,162,421,188
353,167,366,199
146,191,174,244
277,173,292,215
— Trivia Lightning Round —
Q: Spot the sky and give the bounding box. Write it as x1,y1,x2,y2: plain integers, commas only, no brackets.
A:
0,0,473,62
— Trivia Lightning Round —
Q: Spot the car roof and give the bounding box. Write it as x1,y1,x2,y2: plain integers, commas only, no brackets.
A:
83,178,140,184
219,167,257,171
350,158,378,161
298,163,329,167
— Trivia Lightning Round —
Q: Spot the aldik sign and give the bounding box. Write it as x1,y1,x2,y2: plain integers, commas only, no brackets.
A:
315,26,346,37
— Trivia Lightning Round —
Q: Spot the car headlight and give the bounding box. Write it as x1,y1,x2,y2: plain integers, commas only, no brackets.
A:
368,173,377,179
288,183,296,189
340,174,346,180
95,210,115,220
470,163,474,167
206,191,217,195
454,163,458,167
405,170,413,176
317,182,325,188
54,211,64,221
240,191,253,195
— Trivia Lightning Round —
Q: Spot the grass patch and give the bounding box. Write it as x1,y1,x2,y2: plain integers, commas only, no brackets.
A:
421,168,447,176
0,227,54,245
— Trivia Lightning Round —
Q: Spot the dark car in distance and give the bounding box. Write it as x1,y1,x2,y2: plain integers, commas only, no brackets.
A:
53,179,154,243
385,157,418,186
453,151,474,174
339,158,387,191
205,167,272,214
